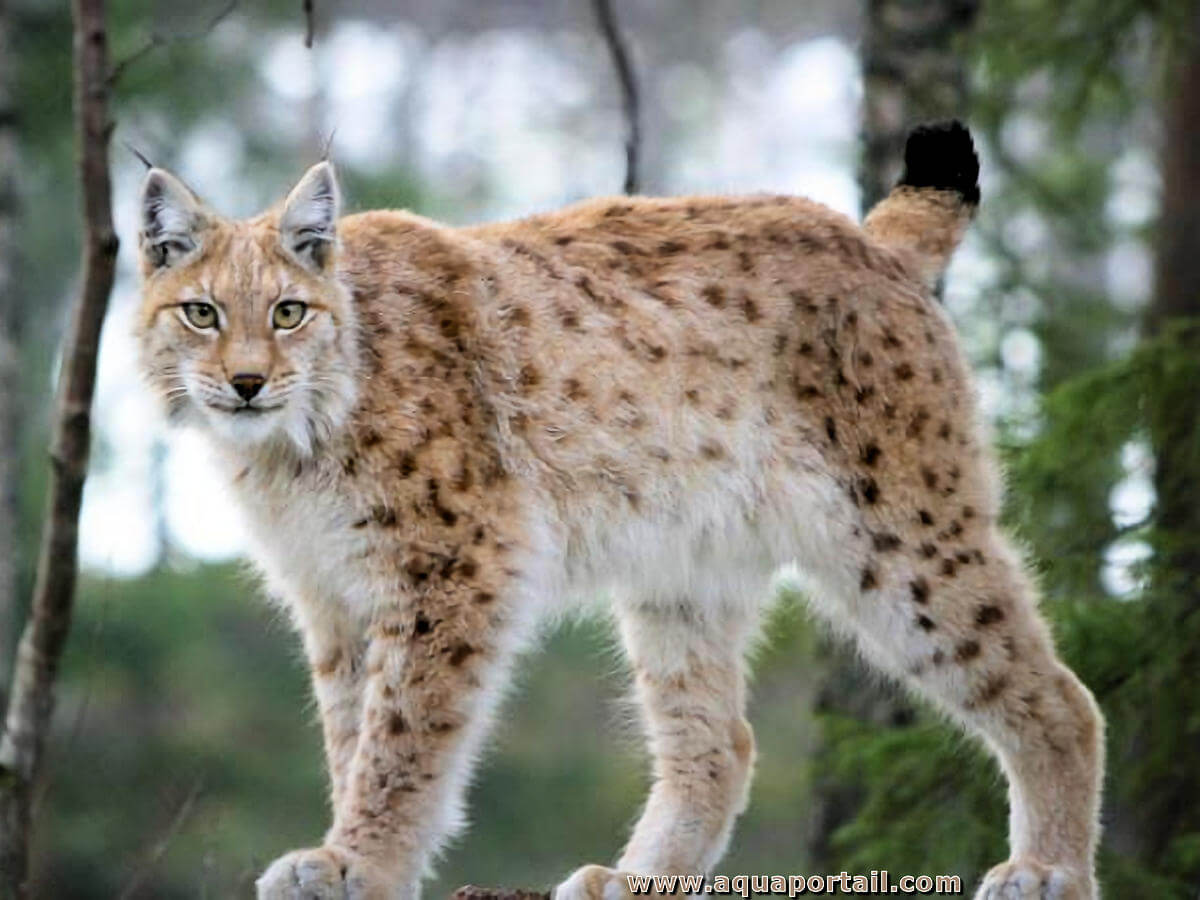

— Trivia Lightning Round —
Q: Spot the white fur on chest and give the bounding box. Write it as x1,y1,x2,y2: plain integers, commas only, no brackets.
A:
223,457,375,624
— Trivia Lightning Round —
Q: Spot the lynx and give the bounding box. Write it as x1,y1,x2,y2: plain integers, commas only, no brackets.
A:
135,122,1103,900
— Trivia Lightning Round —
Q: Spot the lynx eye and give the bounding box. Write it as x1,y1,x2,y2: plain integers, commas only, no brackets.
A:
273,300,307,330
182,302,218,330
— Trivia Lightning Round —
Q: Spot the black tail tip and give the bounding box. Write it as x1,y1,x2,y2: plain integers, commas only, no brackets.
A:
898,119,980,206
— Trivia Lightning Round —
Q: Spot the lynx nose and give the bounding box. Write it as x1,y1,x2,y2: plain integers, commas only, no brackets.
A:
230,373,265,402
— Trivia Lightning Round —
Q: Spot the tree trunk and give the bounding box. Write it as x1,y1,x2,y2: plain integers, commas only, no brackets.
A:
1141,0,1200,869
807,0,980,865
0,0,118,893
0,0,20,707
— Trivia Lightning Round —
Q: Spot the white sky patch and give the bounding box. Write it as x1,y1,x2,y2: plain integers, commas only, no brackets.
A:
1105,239,1152,311
318,22,419,173
1106,147,1159,229
260,34,318,101
1102,539,1153,598
1110,440,1155,529
689,35,859,215
1001,328,1042,379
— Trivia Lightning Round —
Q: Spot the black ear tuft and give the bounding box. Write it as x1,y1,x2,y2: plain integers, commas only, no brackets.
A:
898,120,980,206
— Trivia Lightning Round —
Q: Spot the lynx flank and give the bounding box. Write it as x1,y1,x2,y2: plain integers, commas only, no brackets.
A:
135,122,1103,900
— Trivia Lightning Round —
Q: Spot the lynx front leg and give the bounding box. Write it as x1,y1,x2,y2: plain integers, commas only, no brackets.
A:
557,590,761,900
258,577,526,900
296,607,367,810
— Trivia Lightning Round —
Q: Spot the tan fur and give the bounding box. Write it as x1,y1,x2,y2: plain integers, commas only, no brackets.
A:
135,166,1103,900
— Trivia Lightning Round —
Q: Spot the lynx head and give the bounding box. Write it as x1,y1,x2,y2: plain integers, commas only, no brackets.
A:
135,162,359,455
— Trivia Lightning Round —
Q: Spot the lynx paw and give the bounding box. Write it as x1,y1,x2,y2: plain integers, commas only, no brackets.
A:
975,858,1093,900
256,845,396,900
554,865,639,900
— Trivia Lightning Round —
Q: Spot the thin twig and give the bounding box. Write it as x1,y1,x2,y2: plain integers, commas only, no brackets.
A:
108,0,238,86
303,0,315,48
117,777,205,900
122,140,154,170
590,0,640,194
0,0,121,892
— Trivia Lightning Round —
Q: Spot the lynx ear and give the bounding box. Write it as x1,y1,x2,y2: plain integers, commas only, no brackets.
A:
280,161,340,272
139,168,207,271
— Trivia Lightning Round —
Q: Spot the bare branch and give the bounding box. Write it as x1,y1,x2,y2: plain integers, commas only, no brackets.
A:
589,0,641,194
304,0,316,48
108,0,238,86
117,777,205,900
0,0,120,892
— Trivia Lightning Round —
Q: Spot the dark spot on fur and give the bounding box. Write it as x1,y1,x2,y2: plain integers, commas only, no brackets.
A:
860,567,879,590
447,642,476,666
975,604,1005,626
955,640,981,663
795,382,822,400
872,532,902,552
962,505,976,519
362,429,383,447
920,541,938,558
519,364,541,389
907,407,931,439
910,577,930,604
554,235,574,246
931,367,943,384
414,615,432,635
895,361,915,380
855,385,875,404
970,674,1009,706
861,442,882,466
738,250,754,272
798,341,814,356
658,240,687,255
932,649,946,666
702,285,726,307
921,467,939,490
388,712,407,734
918,509,934,526
700,441,726,460
741,295,762,322
883,330,902,349
825,416,837,443
564,378,587,401
938,421,952,440
941,558,958,577
859,477,880,504
474,591,495,604
510,305,531,326
916,615,936,631
685,388,701,404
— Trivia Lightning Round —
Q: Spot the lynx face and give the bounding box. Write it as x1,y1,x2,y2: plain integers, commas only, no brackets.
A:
135,163,359,453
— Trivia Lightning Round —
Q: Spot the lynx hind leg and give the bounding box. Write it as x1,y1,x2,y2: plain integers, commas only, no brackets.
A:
798,497,1103,899
555,586,763,900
